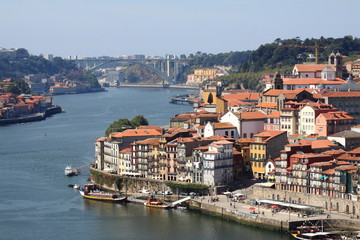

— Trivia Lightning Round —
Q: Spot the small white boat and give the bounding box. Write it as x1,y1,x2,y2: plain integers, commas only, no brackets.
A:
64,165,79,176
292,231,343,239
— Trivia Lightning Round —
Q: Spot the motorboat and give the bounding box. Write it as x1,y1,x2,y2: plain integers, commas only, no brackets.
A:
64,165,79,176
291,231,343,239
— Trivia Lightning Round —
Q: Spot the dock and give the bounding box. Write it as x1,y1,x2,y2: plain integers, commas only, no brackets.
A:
169,94,198,104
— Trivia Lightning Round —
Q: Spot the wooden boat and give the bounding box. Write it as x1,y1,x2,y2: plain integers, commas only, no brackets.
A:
144,199,170,209
79,184,127,203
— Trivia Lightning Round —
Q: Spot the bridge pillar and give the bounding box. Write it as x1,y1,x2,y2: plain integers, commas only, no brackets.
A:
173,60,179,83
161,60,165,73
167,60,170,77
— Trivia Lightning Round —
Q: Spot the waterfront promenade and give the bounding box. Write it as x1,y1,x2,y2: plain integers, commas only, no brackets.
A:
191,191,360,232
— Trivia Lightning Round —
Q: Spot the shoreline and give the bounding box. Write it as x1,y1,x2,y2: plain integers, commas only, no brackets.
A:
89,169,360,234
0,105,63,125
117,83,198,90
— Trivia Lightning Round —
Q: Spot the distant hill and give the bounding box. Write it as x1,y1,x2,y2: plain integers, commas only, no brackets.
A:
0,48,77,79
0,48,101,90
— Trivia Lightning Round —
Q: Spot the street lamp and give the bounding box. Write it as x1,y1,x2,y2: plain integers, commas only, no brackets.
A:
288,203,291,221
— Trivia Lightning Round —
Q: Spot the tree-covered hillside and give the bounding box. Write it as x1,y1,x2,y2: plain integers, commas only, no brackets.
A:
241,35,360,72
220,35,360,90
0,48,101,89
0,48,77,79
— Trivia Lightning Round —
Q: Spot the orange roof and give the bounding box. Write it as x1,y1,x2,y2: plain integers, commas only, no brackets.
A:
334,164,357,171
254,130,286,142
96,137,109,142
336,153,360,162
223,92,261,101
137,125,163,133
348,146,360,154
322,91,360,97
266,111,281,118
322,149,346,156
310,139,338,149
283,78,344,85
294,64,334,72
135,138,160,145
236,138,253,143
321,169,335,175
204,151,221,154
310,161,333,167
232,111,266,120
318,111,353,120
227,99,254,107
195,146,208,150
212,122,236,129
120,147,132,153
110,129,162,138
214,140,233,145
256,102,277,108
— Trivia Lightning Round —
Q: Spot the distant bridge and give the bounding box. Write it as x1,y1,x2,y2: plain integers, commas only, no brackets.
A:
69,58,188,84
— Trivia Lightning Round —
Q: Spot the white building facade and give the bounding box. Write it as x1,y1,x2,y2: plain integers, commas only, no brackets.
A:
203,140,233,186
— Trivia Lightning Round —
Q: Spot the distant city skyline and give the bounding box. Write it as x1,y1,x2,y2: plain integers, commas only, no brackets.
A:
1,0,359,58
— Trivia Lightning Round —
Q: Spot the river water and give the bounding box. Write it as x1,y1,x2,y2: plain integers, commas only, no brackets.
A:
0,88,290,240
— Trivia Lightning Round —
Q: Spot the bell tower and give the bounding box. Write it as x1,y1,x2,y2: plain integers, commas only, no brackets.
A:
272,72,283,89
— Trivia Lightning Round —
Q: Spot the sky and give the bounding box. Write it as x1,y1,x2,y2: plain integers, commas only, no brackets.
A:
0,0,359,58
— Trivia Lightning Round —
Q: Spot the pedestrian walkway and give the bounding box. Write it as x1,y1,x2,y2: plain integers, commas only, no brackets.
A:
195,194,360,223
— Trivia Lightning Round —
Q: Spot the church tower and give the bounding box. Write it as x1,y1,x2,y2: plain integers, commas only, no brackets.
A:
272,72,283,89
328,52,343,78
335,52,343,78
328,52,335,65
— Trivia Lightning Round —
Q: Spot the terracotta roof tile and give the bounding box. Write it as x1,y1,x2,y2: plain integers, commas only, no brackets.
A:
266,111,281,118
256,102,277,108
322,91,360,97
110,129,162,138
212,122,236,129
321,169,335,175
283,78,344,85
223,92,261,101
135,138,160,145
294,64,334,72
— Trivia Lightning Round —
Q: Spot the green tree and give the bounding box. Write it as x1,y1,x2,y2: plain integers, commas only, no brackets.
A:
207,93,213,104
131,115,149,127
105,118,134,136
4,78,31,94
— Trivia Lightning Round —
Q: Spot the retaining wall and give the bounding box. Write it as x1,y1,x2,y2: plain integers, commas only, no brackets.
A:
253,186,360,216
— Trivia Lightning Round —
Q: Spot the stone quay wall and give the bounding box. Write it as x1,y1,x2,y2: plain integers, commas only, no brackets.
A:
189,200,288,232
252,186,360,217
89,168,209,195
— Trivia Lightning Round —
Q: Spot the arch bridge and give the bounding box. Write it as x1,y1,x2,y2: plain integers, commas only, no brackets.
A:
70,58,188,84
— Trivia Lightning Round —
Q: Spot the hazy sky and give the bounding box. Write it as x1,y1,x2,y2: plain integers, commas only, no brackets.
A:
1,0,358,58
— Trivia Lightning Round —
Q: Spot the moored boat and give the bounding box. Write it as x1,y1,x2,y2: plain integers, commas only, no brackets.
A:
64,165,79,176
291,231,343,239
144,198,170,209
79,184,127,203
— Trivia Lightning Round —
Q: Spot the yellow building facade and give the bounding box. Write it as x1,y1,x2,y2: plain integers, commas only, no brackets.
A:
187,68,218,84
249,138,267,179
203,89,228,115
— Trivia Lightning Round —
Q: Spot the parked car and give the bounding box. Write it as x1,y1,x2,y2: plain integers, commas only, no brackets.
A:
141,189,151,194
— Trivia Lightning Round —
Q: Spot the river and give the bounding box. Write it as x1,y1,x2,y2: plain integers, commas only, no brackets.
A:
0,88,290,240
